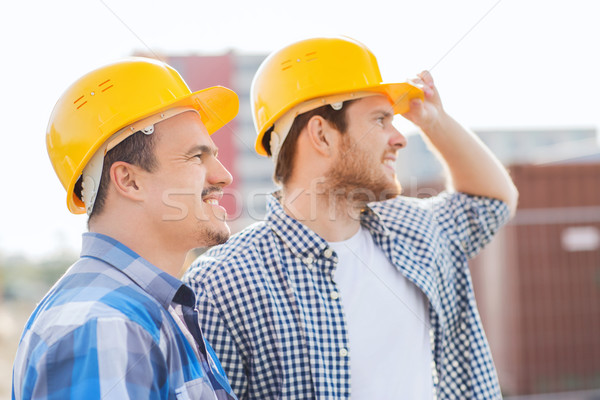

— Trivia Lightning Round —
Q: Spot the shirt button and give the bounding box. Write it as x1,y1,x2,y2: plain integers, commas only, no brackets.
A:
303,256,314,265
339,348,348,357
330,291,340,300
323,248,333,258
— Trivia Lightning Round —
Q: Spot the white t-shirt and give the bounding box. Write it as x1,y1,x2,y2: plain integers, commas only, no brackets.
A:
329,226,434,399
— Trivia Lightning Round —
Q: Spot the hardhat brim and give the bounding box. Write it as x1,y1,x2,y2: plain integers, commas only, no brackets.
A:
254,81,423,156
67,85,239,214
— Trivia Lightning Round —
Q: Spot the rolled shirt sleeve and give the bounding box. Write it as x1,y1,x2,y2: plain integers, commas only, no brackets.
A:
429,192,511,259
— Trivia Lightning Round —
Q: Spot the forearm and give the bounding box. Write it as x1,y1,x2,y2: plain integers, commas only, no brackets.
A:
421,111,518,215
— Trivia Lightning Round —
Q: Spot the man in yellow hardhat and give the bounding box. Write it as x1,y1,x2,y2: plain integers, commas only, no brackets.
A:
184,36,518,399
13,58,239,399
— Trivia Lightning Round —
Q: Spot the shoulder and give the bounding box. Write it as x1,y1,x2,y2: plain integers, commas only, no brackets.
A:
184,221,273,288
371,192,508,224
13,258,187,397
369,195,439,227
15,294,164,375
13,311,166,400
367,193,475,242
209,220,272,257
27,257,168,346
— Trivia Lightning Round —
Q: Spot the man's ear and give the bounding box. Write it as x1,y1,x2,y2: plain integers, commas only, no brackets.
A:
109,162,144,201
305,115,338,157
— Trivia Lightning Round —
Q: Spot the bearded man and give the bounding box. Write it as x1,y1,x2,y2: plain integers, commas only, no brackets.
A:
184,37,518,400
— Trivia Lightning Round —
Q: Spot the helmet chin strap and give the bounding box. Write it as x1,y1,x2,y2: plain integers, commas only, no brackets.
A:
270,101,344,160
270,111,295,162
81,145,106,216
81,107,198,216
81,126,156,216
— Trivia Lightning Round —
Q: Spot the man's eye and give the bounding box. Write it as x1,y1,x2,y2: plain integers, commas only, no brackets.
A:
376,117,385,126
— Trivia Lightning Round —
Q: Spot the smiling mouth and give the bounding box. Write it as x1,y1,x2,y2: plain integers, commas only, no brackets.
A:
383,159,395,167
201,186,224,206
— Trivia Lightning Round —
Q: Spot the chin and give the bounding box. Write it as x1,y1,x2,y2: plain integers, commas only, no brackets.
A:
370,181,400,202
200,224,231,247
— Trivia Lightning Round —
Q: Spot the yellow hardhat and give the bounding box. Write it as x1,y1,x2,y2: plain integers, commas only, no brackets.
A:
251,36,424,156
47,57,239,214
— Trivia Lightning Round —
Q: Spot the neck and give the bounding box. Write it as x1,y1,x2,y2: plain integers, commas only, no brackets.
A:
89,214,186,278
281,181,363,242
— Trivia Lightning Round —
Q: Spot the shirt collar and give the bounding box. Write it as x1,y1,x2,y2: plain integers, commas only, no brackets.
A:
266,192,329,261
80,232,194,309
265,191,391,259
358,204,392,237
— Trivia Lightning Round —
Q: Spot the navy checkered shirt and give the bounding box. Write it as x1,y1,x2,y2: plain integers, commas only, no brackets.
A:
183,191,510,399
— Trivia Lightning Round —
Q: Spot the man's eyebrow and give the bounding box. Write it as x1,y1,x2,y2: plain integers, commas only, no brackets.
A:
186,145,218,156
371,109,393,118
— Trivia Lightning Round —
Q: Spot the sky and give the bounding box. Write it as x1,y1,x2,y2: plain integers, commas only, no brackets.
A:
0,0,598,259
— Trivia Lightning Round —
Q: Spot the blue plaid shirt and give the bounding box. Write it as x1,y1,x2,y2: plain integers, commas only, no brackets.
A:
183,192,510,399
12,233,237,400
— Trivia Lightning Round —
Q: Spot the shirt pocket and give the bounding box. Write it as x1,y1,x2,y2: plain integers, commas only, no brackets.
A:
175,376,217,400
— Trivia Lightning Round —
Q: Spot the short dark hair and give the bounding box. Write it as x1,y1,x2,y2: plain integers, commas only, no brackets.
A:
262,100,356,186
75,131,158,220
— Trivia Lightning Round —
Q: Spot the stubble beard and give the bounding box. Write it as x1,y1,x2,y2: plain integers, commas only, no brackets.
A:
195,222,230,248
195,186,230,247
325,135,402,208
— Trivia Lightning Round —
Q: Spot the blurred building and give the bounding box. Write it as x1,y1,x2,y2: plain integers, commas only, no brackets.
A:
470,161,600,396
397,127,599,190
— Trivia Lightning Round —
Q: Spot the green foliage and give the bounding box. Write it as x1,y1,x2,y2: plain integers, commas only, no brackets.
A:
0,251,77,301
